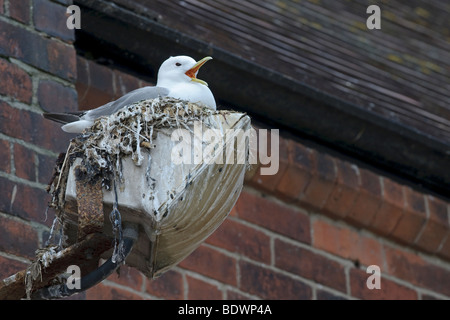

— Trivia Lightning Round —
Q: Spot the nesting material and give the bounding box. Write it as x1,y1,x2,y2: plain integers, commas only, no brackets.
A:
25,246,59,299
48,97,250,278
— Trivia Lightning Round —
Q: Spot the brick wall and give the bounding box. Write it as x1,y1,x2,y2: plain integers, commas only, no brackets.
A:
0,0,77,288
1,1,449,300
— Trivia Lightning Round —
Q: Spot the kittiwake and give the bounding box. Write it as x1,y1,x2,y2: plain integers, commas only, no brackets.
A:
43,56,216,133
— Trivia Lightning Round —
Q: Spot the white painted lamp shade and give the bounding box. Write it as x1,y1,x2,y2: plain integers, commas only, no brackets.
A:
57,99,250,278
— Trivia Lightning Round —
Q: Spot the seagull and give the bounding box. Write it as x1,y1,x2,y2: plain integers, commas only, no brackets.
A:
43,56,216,133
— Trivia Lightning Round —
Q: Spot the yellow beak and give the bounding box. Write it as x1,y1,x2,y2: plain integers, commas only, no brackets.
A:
185,56,212,86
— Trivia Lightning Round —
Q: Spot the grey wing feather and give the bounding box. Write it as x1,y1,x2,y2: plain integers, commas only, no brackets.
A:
42,112,82,124
83,86,169,120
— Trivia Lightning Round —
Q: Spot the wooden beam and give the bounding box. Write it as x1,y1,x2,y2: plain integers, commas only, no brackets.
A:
0,233,112,300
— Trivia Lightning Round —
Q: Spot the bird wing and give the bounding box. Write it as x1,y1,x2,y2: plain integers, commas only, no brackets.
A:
42,112,82,124
83,86,169,120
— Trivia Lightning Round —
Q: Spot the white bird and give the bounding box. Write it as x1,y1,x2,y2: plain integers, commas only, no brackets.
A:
44,56,216,133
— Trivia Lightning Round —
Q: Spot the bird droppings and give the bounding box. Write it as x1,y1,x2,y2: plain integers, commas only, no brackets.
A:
25,245,60,299
44,96,250,279
47,97,220,261
48,97,217,213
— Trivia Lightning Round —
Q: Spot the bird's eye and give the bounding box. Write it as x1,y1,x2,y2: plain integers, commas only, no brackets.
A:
175,62,182,67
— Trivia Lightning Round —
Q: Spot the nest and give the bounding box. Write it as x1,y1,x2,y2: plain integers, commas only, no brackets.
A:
46,98,221,249
49,98,216,208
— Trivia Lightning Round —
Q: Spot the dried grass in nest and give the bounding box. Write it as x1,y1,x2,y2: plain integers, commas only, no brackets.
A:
47,97,218,213
46,97,228,261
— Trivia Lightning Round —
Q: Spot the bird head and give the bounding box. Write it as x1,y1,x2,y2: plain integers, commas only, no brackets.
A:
157,56,212,87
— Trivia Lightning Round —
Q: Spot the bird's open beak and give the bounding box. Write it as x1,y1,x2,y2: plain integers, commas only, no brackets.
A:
185,56,212,86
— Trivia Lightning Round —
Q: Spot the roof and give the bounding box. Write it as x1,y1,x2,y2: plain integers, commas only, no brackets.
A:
106,0,450,140
74,0,450,194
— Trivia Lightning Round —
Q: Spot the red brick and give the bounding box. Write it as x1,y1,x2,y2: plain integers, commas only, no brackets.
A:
275,239,346,292
35,113,74,153
76,55,89,84
275,141,312,202
438,233,450,261
37,153,58,185
9,0,30,24
46,40,77,81
250,132,288,193
236,191,310,243
323,158,359,218
391,186,426,244
107,264,144,292
146,270,184,299
346,168,382,227
114,69,142,97
75,56,105,110
13,143,36,181
1,100,72,155
33,0,75,42
0,58,32,103
206,218,271,263
0,102,70,152
350,268,417,300
421,293,441,300
239,260,312,299
77,82,114,111
0,100,73,152
87,60,115,95
85,283,144,300
228,204,238,217
313,219,383,267
0,176,14,214
0,19,33,61
186,276,222,300
415,196,449,253
316,290,347,300
226,290,252,300
38,80,78,113
0,178,53,224
0,255,28,279
0,20,76,81
300,151,337,210
76,58,144,111
0,139,11,174
0,216,39,259
16,184,53,224
370,177,404,236
140,79,154,87
179,245,237,285
385,246,450,297
0,101,32,141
